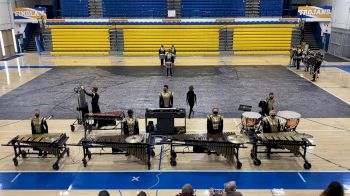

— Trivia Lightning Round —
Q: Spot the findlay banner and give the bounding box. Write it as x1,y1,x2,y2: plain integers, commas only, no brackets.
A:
298,6,332,18
13,7,47,20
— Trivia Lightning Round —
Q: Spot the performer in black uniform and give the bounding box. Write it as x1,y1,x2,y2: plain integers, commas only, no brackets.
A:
159,85,173,108
122,109,139,135
207,108,224,134
158,45,166,67
31,109,48,134
295,46,303,70
186,85,197,119
82,86,100,113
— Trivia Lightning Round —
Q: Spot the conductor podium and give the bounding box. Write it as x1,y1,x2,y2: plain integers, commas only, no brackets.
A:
145,108,186,135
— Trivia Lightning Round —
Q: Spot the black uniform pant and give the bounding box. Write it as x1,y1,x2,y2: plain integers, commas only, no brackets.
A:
160,59,164,66
296,60,301,69
188,104,194,118
167,68,172,76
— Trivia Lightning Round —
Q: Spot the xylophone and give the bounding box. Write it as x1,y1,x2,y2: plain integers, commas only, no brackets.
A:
84,111,125,135
78,133,153,169
2,133,69,170
248,131,315,169
168,132,246,169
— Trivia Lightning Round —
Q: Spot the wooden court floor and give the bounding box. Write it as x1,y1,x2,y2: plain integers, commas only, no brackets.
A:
0,54,350,195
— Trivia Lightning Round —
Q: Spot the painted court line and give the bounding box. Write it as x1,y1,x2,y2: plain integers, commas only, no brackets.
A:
10,173,21,183
298,172,306,183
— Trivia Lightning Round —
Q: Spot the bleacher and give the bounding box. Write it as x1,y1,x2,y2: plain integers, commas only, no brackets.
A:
60,0,89,17
233,24,293,55
123,27,219,56
260,0,283,16
102,0,167,18
181,0,245,17
50,28,110,55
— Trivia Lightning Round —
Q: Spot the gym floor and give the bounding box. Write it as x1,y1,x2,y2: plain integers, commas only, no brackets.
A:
0,53,350,196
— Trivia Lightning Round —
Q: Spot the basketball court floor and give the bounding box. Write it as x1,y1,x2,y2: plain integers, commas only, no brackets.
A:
0,54,350,195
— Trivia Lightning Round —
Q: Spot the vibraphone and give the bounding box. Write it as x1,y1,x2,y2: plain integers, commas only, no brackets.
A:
168,132,246,169
78,133,152,169
248,131,315,169
3,133,69,170
84,111,125,136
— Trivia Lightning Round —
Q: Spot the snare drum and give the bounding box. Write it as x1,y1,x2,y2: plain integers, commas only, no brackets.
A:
277,110,301,131
241,112,261,130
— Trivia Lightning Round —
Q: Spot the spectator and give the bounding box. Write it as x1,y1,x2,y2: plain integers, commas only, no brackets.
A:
137,191,148,196
98,190,110,196
320,181,344,196
224,181,242,196
176,183,195,196
210,181,243,196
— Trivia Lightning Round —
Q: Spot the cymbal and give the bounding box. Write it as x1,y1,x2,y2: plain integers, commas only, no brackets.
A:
227,135,245,144
125,135,143,143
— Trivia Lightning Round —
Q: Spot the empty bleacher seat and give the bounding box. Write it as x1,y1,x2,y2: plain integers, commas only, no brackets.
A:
260,0,283,16
233,24,295,55
50,28,111,55
181,0,245,17
60,0,89,17
123,28,219,56
102,0,167,17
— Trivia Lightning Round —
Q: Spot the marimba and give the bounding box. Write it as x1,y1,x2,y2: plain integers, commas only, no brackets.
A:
248,131,315,169
167,132,246,169
78,133,153,169
3,133,69,170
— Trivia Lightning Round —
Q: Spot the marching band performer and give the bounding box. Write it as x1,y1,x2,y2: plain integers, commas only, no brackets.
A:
170,45,176,65
165,49,173,77
158,45,166,67
294,46,303,70
81,86,100,113
261,110,283,157
31,109,48,156
207,108,224,134
186,85,197,119
261,110,282,133
31,109,48,134
312,51,324,82
159,85,173,108
122,109,139,135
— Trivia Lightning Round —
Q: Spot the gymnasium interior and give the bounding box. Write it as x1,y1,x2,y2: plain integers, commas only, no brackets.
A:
0,0,350,195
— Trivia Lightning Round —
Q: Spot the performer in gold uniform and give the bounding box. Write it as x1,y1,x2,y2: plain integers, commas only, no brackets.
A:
123,109,139,135
31,109,48,134
159,85,173,108
30,109,49,156
261,110,281,133
207,108,223,134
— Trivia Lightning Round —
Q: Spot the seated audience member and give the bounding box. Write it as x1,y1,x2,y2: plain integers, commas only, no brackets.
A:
98,190,110,196
137,191,148,196
224,181,243,196
320,181,344,196
176,183,195,196
210,181,243,196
